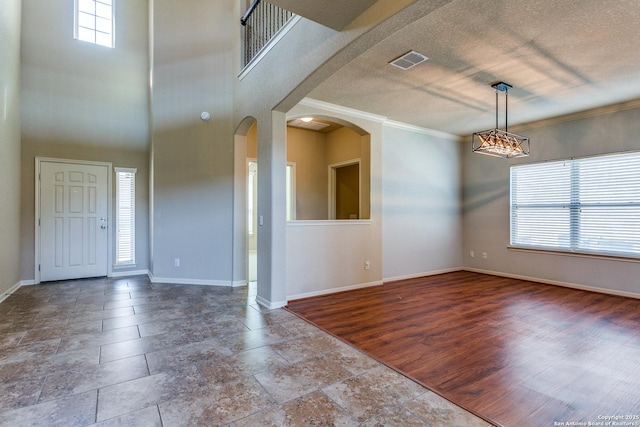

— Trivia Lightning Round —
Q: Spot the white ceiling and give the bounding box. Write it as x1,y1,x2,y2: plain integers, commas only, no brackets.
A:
294,0,640,136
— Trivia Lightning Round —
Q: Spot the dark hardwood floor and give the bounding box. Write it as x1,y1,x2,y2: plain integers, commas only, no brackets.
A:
286,271,640,427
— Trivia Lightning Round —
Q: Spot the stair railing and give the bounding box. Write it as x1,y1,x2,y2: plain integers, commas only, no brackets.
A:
241,0,294,68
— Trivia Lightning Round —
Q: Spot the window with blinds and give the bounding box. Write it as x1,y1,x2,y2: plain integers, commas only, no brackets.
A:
115,167,136,266
74,0,114,48
510,151,640,257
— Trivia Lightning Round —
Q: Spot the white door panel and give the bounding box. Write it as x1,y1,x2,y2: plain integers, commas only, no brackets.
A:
40,161,109,281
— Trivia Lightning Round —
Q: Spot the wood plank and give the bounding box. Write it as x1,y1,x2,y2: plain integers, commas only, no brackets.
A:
286,271,640,427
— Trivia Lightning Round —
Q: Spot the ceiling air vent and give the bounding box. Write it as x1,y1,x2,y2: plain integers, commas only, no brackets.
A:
389,50,428,70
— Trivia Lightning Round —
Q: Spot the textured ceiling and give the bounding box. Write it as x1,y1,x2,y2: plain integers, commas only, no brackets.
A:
304,0,640,136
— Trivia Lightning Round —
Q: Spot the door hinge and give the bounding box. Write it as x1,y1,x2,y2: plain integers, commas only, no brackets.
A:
38,264,41,271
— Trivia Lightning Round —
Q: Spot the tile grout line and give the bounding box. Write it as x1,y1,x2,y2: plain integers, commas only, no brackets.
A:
94,387,100,425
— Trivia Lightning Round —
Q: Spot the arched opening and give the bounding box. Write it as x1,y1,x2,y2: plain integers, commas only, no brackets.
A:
286,116,371,220
233,117,258,289
245,123,258,282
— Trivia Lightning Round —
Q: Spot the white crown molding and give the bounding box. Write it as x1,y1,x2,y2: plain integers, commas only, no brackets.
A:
298,98,387,123
511,98,640,133
383,119,463,142
299,98,462,141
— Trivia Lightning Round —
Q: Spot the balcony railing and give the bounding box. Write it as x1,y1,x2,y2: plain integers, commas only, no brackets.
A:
241,0,294,68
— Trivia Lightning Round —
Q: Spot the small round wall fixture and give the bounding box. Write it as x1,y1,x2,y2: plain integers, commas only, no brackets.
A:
200,111,211,122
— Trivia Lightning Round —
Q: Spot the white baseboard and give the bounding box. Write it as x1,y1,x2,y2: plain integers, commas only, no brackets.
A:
0,282,23,304
464,267,640,300
148,272,233,287
287,280,383,303
383,267,462,284
110,269,150,278
20,280,36,286
256,295,287,309
232,280,247,288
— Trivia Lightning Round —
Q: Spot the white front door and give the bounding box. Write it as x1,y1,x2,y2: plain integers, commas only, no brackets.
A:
39,161,109,281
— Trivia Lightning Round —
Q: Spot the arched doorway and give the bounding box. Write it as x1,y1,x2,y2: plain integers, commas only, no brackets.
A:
233,117,258,288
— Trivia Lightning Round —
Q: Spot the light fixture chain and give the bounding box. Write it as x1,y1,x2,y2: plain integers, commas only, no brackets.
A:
495,89,499,130
505,88,508,132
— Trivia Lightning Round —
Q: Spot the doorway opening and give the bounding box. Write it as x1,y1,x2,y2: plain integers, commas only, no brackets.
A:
329,160,360,220
247,160,258,282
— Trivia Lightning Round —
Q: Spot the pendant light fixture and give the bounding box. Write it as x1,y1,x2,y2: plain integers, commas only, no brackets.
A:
472,82,529,159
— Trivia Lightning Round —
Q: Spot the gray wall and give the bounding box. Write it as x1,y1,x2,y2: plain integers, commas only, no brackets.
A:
20,0,150,280
0,0,22,294
150,0,235,284
463,105,640,296
382,125,463,280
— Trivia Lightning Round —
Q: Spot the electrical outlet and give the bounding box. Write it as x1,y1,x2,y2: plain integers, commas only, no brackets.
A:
174,258,180,267
482,252,488,260
364,260,370,270
469,250,475,258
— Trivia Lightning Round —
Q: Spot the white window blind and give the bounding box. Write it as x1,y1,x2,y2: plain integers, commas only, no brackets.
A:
74,0,114,48
115,167,136,265
511,152,640,257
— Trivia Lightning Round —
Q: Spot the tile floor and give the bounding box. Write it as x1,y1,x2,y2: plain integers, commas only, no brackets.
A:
0,276,494,426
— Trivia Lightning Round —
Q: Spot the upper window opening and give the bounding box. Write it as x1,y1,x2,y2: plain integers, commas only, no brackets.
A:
74,0,114,48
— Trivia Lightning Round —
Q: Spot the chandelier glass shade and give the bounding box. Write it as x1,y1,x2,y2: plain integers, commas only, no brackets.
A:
472,82,529,159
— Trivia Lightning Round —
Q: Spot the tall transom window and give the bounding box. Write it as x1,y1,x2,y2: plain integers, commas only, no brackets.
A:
74,0,114,48
115,167,136,266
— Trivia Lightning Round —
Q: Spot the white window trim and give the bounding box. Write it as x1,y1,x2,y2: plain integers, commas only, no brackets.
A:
114,167,136,267
74,0,115,48
510,151,640,259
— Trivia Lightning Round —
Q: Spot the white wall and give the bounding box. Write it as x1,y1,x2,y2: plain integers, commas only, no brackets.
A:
463,104,640,297
382,124,463,281
0,0,22,295
20,0,150,280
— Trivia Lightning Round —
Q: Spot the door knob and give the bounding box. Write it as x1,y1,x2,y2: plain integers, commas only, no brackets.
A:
101,225,107,230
